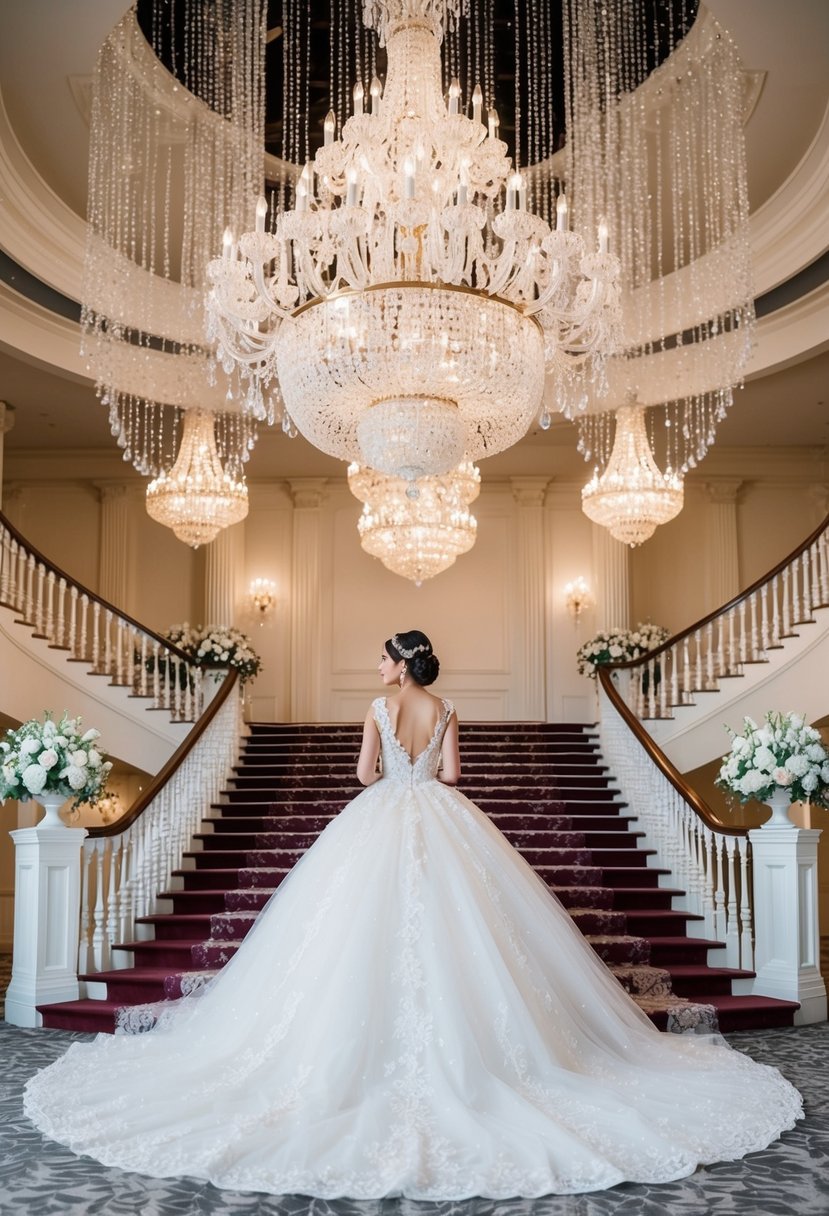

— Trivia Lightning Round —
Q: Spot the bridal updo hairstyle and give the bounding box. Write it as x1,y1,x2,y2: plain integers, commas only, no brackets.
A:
386,630,440,687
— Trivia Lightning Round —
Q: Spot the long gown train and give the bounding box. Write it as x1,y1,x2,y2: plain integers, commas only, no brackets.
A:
23,698,803,1199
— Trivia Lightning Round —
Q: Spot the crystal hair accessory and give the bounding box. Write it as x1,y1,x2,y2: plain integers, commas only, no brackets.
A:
392,635,429,660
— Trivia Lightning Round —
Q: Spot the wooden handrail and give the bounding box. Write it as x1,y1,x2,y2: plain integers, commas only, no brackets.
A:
0,508,192,663
608,508,829,673
597,664,747,837
87,667,239,838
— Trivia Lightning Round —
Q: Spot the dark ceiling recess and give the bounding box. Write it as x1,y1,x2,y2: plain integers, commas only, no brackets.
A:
137,0,697,171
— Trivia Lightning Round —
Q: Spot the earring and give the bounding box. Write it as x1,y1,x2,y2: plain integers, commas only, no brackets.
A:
399,665,407,687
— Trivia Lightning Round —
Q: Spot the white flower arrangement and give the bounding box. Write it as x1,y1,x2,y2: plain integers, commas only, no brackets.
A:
0,712,113,807
163,623,262,685
576,622,670,679
716,712,829,807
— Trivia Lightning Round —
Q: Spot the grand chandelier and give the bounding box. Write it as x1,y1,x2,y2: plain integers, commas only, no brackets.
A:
207,0,621,481
348,459,480,584
581,402,683,548
146,409,249,548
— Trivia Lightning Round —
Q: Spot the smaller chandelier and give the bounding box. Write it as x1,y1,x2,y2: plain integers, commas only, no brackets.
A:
146,409,249,548
581,402,683,547
348,459,480,585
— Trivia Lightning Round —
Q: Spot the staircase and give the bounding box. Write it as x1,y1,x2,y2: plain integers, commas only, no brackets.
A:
38,721,799,1035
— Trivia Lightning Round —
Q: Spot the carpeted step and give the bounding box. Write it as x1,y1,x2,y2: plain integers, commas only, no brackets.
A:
586,935,651,965
662,964,756,997
646,936,725,966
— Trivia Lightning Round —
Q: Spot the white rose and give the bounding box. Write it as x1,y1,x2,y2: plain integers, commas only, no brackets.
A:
20,738,41,757
802,771,818,793
609,644,623,658
87,749,102,768
101,761,113,777
81,728,101,743
70,750,88,768
772,767,793,787
21,764,48,795
756,728,772,747
39,749,59,770
806,743,826,761
42,720,57,737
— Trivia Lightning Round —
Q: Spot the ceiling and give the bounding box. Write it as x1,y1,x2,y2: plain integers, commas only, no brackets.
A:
0,0,827,484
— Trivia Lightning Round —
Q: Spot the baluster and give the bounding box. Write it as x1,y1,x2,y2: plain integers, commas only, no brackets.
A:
738,601,747,664
115,619,125,684
173,657,182,720
749,592,759,661
152,640,161,704
79,593,89,661
44,569,56,640
724,836,740,968
811,535,826,605
103,608,113,676
91,600,102,671
727,606,736,672
105,838,120,971
25,552,36,623
700,828,717,939
668,643,678,707
808,544,819,611
15,542,27,613
739,840,753,971
760,583,770,653
712,837,726,945
681,638,691,704
704,621,714,689
92,840,107,972
781,567,791,636
33,562,46,634
118,829,133,948
139,633,148,697
55,577,67,648
770,574,781,645
0,530,12,604
658,651,668,718
801,551,811,618
78,842,94,974
693,628,702,691
68,586,79,657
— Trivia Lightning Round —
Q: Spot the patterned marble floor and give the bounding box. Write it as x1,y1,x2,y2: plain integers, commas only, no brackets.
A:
0,1018,827,1216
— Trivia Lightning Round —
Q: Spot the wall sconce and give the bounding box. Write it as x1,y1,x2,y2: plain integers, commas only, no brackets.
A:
564,577,594,623
249,577,277,625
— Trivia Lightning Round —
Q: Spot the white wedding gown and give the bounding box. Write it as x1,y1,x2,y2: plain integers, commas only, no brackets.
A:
24,698,803,1199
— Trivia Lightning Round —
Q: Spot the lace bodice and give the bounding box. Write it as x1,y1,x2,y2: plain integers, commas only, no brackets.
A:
372,696,454,785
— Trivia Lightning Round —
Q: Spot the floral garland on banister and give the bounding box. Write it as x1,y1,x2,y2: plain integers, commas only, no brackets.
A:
163,624,262,686
716,712,829,807
577,623,670,679
0,712,112,807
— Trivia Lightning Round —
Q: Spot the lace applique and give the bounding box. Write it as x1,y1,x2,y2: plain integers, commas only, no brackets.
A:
372,696,453,786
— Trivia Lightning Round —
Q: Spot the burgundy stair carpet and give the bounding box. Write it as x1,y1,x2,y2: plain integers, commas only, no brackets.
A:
38,722,799,1034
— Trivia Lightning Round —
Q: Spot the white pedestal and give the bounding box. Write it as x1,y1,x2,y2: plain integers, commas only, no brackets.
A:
748,826,827,1025
4,823,88,1027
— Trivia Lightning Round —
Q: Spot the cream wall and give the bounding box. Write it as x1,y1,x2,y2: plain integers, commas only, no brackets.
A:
2,447,825,726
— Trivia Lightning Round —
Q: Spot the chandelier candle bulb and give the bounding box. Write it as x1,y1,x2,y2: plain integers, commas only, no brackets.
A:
353,81,364,116
255,196,267,234
472,85,483,125
556,193,569,232
598,218,609,254
346,167,359,207
222,227,233,259
370,77,382,114
324,110,336,146
449,78,461,115
404,158,416,200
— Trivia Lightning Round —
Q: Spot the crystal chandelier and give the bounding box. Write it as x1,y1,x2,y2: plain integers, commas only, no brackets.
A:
581,402,683,548
207,0,621,481
561,0,755,479
146,409,249,548
348,459,480,584
82,1,266,479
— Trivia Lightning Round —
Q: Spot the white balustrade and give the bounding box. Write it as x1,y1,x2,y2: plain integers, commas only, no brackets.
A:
0,515,204,721
612,519,828,721
77,685,243,977
598,680,754,973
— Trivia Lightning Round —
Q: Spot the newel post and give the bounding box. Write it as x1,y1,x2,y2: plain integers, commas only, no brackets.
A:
748,825,827,1025
4,818,88,1027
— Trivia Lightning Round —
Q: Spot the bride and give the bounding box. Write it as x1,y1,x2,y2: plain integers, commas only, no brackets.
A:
24,630,802,1199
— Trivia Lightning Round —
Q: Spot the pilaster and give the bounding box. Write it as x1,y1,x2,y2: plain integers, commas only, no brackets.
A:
289,479,328,722
204,522,245,625
703,478,743,609
591,524,630,630
95,481,130,610
511,477,550,720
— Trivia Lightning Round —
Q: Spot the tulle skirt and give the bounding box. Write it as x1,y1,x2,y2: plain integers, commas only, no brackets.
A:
24,778,803,1198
